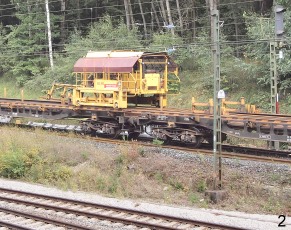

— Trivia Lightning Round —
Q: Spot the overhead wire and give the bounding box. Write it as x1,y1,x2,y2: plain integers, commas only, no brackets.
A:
0,0,288,58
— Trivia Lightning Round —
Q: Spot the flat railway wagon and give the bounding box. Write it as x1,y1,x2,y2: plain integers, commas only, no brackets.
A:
0,51,291,148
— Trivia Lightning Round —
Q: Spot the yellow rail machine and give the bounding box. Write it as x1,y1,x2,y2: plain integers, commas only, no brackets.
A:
71,51,180,108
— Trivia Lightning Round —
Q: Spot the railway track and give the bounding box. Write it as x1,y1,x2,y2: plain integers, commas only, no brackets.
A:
93,137,291,165
0,188,246,230
2,120,291,165
26,126,289,164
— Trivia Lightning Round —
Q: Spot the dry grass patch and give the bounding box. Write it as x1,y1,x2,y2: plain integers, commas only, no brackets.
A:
0,126,290,214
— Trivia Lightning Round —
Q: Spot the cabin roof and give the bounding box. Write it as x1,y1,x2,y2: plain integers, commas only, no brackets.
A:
86,51,144,58
74,56,139,73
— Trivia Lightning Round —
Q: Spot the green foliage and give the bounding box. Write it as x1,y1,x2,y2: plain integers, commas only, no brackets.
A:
263,198,282,212
152,138,164,145
148,31,212,75
115,154,125,165
81,152,89,161
0,144,40,179
189,192,199,204
27,16,142,92
167,73,180,94
5,1,60,87
0,24,8,74
28,162,73,183
43,165,72,182
0,150,26,178
108,177,118,194
26,54,75,91
197,180,207,193
66,16,142,54
149,32,184,52
96,177,106,191
0,0,290,114
138,147,145,157
243,11,291,91
154,171,164,182
169,178,184,191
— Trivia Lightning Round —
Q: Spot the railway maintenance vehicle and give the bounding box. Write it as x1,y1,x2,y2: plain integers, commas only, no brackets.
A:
0,51,290,148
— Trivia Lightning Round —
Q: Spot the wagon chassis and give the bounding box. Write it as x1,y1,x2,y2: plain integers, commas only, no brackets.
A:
1,98,291,148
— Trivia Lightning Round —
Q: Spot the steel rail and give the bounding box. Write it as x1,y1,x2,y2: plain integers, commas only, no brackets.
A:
2,97,291,120
1,118,290,164
91,137,291,165
1,97,290,164
0,207,91,230
0,219,33,230
0,188,247,230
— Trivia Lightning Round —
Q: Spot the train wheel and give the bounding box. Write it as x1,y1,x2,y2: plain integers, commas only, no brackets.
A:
192,136,203,148
90,121,120,139
163,136,172,145
128,132,140,140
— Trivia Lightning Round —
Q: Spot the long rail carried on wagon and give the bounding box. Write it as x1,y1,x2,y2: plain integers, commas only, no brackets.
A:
1,97,291,147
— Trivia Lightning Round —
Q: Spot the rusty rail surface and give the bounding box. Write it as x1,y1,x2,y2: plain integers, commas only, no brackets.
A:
94,137,291,165
0,188,247,230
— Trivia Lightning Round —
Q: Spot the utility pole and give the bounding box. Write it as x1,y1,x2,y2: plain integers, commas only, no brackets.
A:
270,4,285,150
45,0,54,69
205,0,226,203
210,0,222,189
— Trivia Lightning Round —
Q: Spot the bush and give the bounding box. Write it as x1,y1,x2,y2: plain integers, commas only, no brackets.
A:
0,144,40,179
0,150,26,178
189,192,199,204
169,178,184,191
153,139,164,145
197,180,207,192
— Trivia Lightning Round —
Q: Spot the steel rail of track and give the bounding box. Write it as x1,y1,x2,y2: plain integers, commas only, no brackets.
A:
17,119,291,163
0,188,247,230
1,117,290,164
172,146,291,164
90,137,291,165
13,117,291,163
0,207,90,230
2,97,291,121
0,218,33,230
1,97,290,164
5,119,290,164
49,130,291,164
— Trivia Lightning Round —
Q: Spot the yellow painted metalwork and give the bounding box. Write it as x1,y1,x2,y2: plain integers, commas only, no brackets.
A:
72,52,178,108
192,97,259,114
45,51,180,108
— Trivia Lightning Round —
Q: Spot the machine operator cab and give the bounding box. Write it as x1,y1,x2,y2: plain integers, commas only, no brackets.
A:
72,51,180,108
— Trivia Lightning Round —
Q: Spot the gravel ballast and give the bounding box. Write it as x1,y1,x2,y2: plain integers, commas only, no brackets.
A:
0,178,290,230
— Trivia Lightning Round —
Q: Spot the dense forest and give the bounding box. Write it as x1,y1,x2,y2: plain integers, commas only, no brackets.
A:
0,0,290,110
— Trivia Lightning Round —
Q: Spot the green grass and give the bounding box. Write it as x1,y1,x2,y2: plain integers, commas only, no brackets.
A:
0,69,290,114
0,76,43,99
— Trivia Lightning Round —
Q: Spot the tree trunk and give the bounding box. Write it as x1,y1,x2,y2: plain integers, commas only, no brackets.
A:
158,0,167,26
138,0,147,37
165,0,174,35
76,0,80,29
27,0,31,38
45,0,54,68
232,5,239,57
60,0,66,46
128,0,134,28
175,0,183,29
151,1,161,30
192,1,196,40
124,0,130,30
